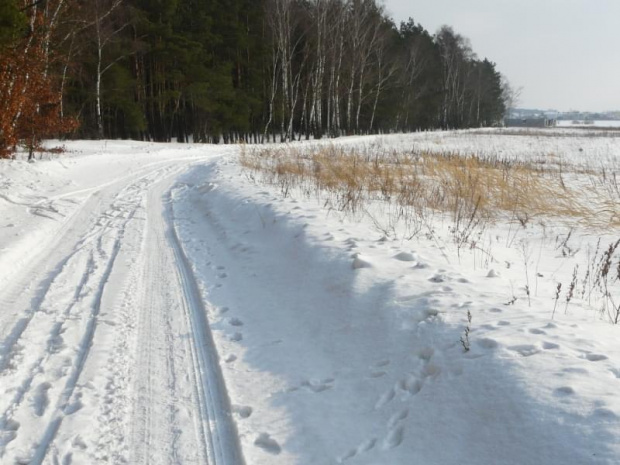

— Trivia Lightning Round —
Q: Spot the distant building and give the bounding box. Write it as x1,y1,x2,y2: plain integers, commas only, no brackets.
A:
504,117,557,128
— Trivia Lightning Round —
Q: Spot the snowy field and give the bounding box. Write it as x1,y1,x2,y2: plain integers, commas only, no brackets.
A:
369,128,620,170
558,120,620,129
0,131,619,464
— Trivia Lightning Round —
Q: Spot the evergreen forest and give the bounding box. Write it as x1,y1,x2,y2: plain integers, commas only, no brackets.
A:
0,0,511,157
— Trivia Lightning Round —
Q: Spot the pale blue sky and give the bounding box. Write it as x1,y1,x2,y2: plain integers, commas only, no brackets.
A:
382,0,620,112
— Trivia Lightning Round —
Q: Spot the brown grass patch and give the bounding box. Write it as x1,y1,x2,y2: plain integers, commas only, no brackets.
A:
241,144,619,234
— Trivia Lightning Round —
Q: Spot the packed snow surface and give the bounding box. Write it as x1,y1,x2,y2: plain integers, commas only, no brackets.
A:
0,133,619,464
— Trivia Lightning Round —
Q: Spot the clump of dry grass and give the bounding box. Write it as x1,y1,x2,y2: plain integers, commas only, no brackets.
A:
593,240,620,323
241,143,619,236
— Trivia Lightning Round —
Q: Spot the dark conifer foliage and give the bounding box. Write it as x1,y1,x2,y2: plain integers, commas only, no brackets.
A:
1,0,510,151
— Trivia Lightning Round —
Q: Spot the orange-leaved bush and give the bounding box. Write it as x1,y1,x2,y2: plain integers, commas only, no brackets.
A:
0,5,78,159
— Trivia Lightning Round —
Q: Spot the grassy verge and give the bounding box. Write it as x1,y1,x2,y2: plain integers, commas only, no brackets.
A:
241,143,619,232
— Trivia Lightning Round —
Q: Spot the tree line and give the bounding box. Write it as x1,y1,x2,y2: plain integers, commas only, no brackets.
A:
0,0,511,157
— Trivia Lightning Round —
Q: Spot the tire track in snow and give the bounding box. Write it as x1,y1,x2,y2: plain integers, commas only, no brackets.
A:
0,164,185,462
0,173,146,373
0,211,95,375
164,185,245,465
0,211,132,458
28,213,131,464
131,190,190,465
0,185,146,461
0,158,203,349
0,249,96,452
128,170,244,465
90,253,144,464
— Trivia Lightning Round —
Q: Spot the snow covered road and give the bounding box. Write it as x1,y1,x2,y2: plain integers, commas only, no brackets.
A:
0,145,241,464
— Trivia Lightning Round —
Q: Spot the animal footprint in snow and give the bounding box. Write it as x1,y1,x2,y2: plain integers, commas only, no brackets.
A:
352,255,373,270
382,425,405,450
49,334,65,354
592,408,617,420
529,328,547,335
301,378,335,393
33,382,52,416
344,238,359,248
338,438,377,463
357,438,377,453
232,405,253,419
230,332,243,342
397,376,422,396
554,386,575,397
424,308,439,319
562,367,589,375
417,347,434,361
375,387,395,409
223,354,237,363
585,353,608,362
228,317,244,327
507,344,540,357
71,434,88,450
254,433,281,455
393,251,417,262
64,393,84,415
338,449,358,463
422,363,441,378
428,273,446,283
387,409,409,429
542,342,560,350
2,418,20,444
476,338,499,350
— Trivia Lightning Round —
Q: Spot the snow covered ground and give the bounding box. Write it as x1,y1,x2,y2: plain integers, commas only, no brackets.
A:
558,120,620,129
0,133,618,464
375,128,620,171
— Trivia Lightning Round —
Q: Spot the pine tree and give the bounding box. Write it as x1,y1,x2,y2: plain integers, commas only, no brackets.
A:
0,0,26,46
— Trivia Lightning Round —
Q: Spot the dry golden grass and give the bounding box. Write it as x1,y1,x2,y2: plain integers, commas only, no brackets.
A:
241,144,620,232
